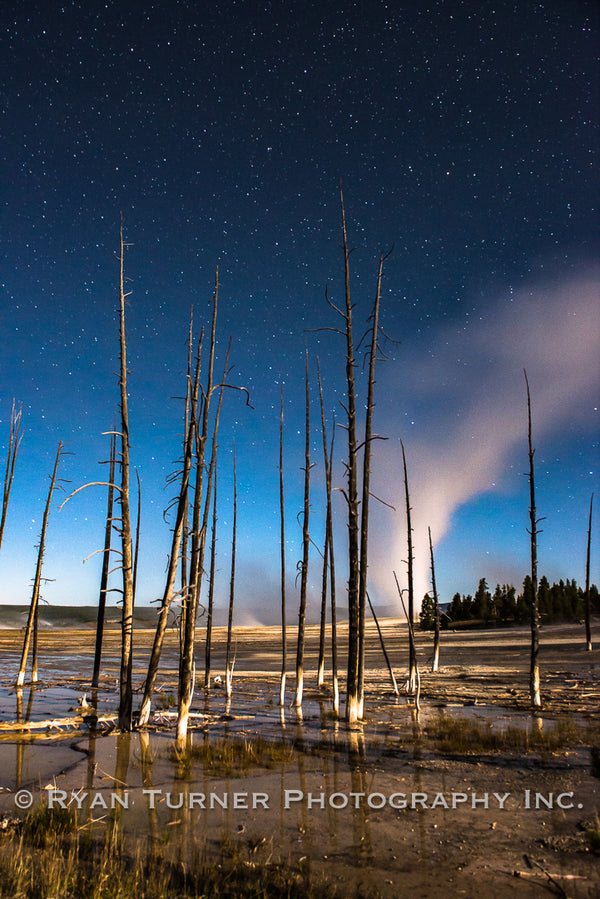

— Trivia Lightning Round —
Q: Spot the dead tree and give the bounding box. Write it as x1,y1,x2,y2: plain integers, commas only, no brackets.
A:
137,338,201,727
585,493,594,651
393,570,420,711
92,427,117,691
401,441,417,693
339,191,361,724
204,457,218,689
317,364,339,714
357,253,384,717
178,274,218,743
0,400,22,555
225,442,237,699
428,526,441,672
367,591,398,694
279,387,287,706
132,468,141,603
524,369,542,709
180,313,195,656
16,441,63,687
294,349,311,708
316,369,329,690
116,220,135,732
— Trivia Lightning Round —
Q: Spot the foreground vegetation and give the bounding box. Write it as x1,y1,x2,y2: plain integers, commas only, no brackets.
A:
0,806,348,899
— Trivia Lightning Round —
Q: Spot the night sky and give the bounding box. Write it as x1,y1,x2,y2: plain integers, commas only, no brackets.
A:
1,0,598,624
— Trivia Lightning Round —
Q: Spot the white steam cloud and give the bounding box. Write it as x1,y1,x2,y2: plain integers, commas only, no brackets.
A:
369,266,600,606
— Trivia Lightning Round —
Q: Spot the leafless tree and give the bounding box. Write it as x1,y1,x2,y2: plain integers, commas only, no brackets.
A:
394,570,420,711
137,338,201,727
92,426,117,692
585,493,593,651
199,343,231,691
524,369,542,709
294,349,311,708
317,363,339,714
357,253,384,717
116,220,135,731
225,442,237,699
16,441,63,687
279,386,287,706
0,400,22,555
428,526,441,672
367,591,398,694
401,441,417,693
204,456,218,689
177,274,218,743
338,191,361,724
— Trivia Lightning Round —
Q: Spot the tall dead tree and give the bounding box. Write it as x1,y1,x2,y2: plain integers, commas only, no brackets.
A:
294,349,311,708
279,387,287,706
339,191,361,724
16,441,63,687
116,220,135,731
401,441,417,694
357,253,384,717
524,369,542,709
204,457,218,689
585,493,593,652
428,526,441,672
225,443,237,699
92,426,117,691
316,366,328,690
177,274,218,743
317,365,339,714
1,400,22,555
180,313,195,656
137,338,201,727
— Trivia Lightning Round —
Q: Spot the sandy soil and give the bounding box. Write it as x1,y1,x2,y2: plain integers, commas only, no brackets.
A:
0,619,599,897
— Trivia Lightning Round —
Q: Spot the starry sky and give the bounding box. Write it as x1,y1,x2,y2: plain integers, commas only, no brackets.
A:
1,0,598,624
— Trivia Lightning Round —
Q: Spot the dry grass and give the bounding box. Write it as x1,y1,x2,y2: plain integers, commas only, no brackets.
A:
170,736,295,778
424,714,599,756
0,803,351,899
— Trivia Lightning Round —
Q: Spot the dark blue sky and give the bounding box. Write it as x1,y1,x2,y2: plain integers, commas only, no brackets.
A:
1,0,598,620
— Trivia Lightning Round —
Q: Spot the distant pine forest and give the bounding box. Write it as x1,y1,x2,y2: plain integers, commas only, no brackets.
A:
421,576,599,629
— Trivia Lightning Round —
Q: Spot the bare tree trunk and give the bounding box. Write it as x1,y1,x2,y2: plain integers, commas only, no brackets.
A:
137,341,201,727
339,191,360,724
401,441,417,694
205,458,217,689
16,441,62,687
394,570,420,711
294,350,311,708
428,526,441,673
317,364,339,714
117,220,135,732
367,591,398,694
225,443,237,699
279,387,287,706
132,468,141,603
585,493,593,651
524,370,541,709
177,273,218,743
180,313,194,658
357,254,384,718
317,521,329,689
92,427,116,691
0,400,22,555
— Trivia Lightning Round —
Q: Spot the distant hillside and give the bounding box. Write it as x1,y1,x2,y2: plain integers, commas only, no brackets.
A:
0,605,159,630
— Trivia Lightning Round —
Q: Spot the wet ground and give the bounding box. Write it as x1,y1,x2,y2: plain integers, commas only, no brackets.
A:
0,619,599,897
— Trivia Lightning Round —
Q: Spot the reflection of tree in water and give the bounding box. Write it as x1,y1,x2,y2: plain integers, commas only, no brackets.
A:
347,727,373,867
105,732,131,855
